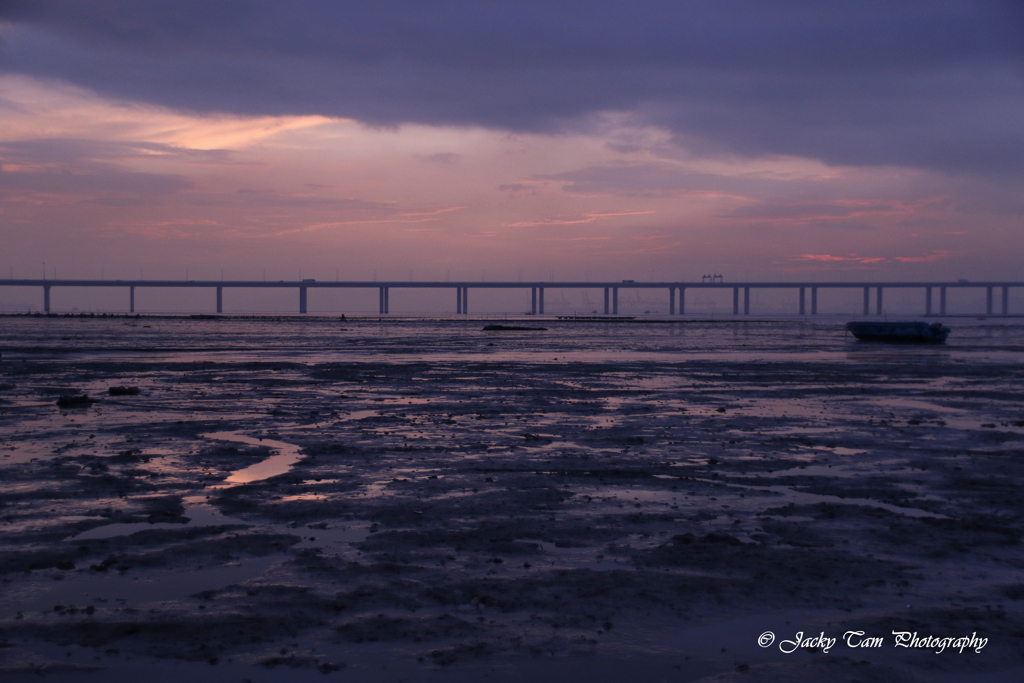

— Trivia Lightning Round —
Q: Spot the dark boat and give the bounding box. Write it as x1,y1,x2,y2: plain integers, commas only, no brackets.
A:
846,321,950,343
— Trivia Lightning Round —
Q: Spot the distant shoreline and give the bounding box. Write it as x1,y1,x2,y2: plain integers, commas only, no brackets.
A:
1,311,1019,322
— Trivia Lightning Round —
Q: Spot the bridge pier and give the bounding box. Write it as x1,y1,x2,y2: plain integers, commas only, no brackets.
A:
5,279,1018,319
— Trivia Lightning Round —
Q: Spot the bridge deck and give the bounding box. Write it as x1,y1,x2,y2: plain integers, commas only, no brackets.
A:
1,279,1019,316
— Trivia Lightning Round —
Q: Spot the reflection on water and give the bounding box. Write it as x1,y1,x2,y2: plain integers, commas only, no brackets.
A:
203,431,305,485
68,432,309,543
2,316,1019,362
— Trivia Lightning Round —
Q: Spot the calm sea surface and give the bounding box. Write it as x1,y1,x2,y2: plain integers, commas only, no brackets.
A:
3,315,1022,364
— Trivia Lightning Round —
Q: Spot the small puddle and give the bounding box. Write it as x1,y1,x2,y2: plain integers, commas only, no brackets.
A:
872,397,969,414
515,538,632,571
70,496,251,541
688,476,946,519
344,409,381,420
7,556,283,613
73,520,192,541
68,434,307,542
203,431,305,486
822,446,868,456
1,441,59,464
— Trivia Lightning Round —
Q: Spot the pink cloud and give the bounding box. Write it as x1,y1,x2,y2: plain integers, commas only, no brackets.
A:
506,210,655,227
396,206,465,218
796,253,887,263
894,250,957,263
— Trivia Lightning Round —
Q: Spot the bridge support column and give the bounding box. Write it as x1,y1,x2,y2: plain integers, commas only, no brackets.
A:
800,287,806,315
811,287,818,315
669,287,676,316
603,287,609,314
461,287,467,315
531,288,537,315
612,287,618,315
457,287,464,315
876,287,884,315
379,286,390,315
43,284,51,313
862,286,869,315
130,286,135,313
743,287,750,315
539,287,545,315
986,286,993,315
940,286,947,314
678,287,685,315
1002,286,1009,315
732,287,739,315
299,286,308,314
925,286,932,316
216,286,223,314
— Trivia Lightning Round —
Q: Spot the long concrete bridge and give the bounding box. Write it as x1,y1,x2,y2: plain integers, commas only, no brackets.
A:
1,279,1020,317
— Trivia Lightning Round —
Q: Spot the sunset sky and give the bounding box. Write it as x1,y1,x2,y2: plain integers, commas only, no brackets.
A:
1,1,1022,294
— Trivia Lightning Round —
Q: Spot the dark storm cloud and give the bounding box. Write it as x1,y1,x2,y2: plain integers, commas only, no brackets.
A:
2,1,1022,174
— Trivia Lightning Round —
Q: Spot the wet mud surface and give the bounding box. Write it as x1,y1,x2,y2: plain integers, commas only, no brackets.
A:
1,316,1023,681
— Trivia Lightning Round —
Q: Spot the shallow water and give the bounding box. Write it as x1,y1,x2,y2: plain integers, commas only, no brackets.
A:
1,315,1023,682
2,314,1021,359
204,431,306,486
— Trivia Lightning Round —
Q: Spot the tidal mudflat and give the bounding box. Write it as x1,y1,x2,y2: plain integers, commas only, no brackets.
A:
1,316,1022,682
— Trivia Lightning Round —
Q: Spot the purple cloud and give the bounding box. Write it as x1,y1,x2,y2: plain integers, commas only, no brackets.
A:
1,1,1022,175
